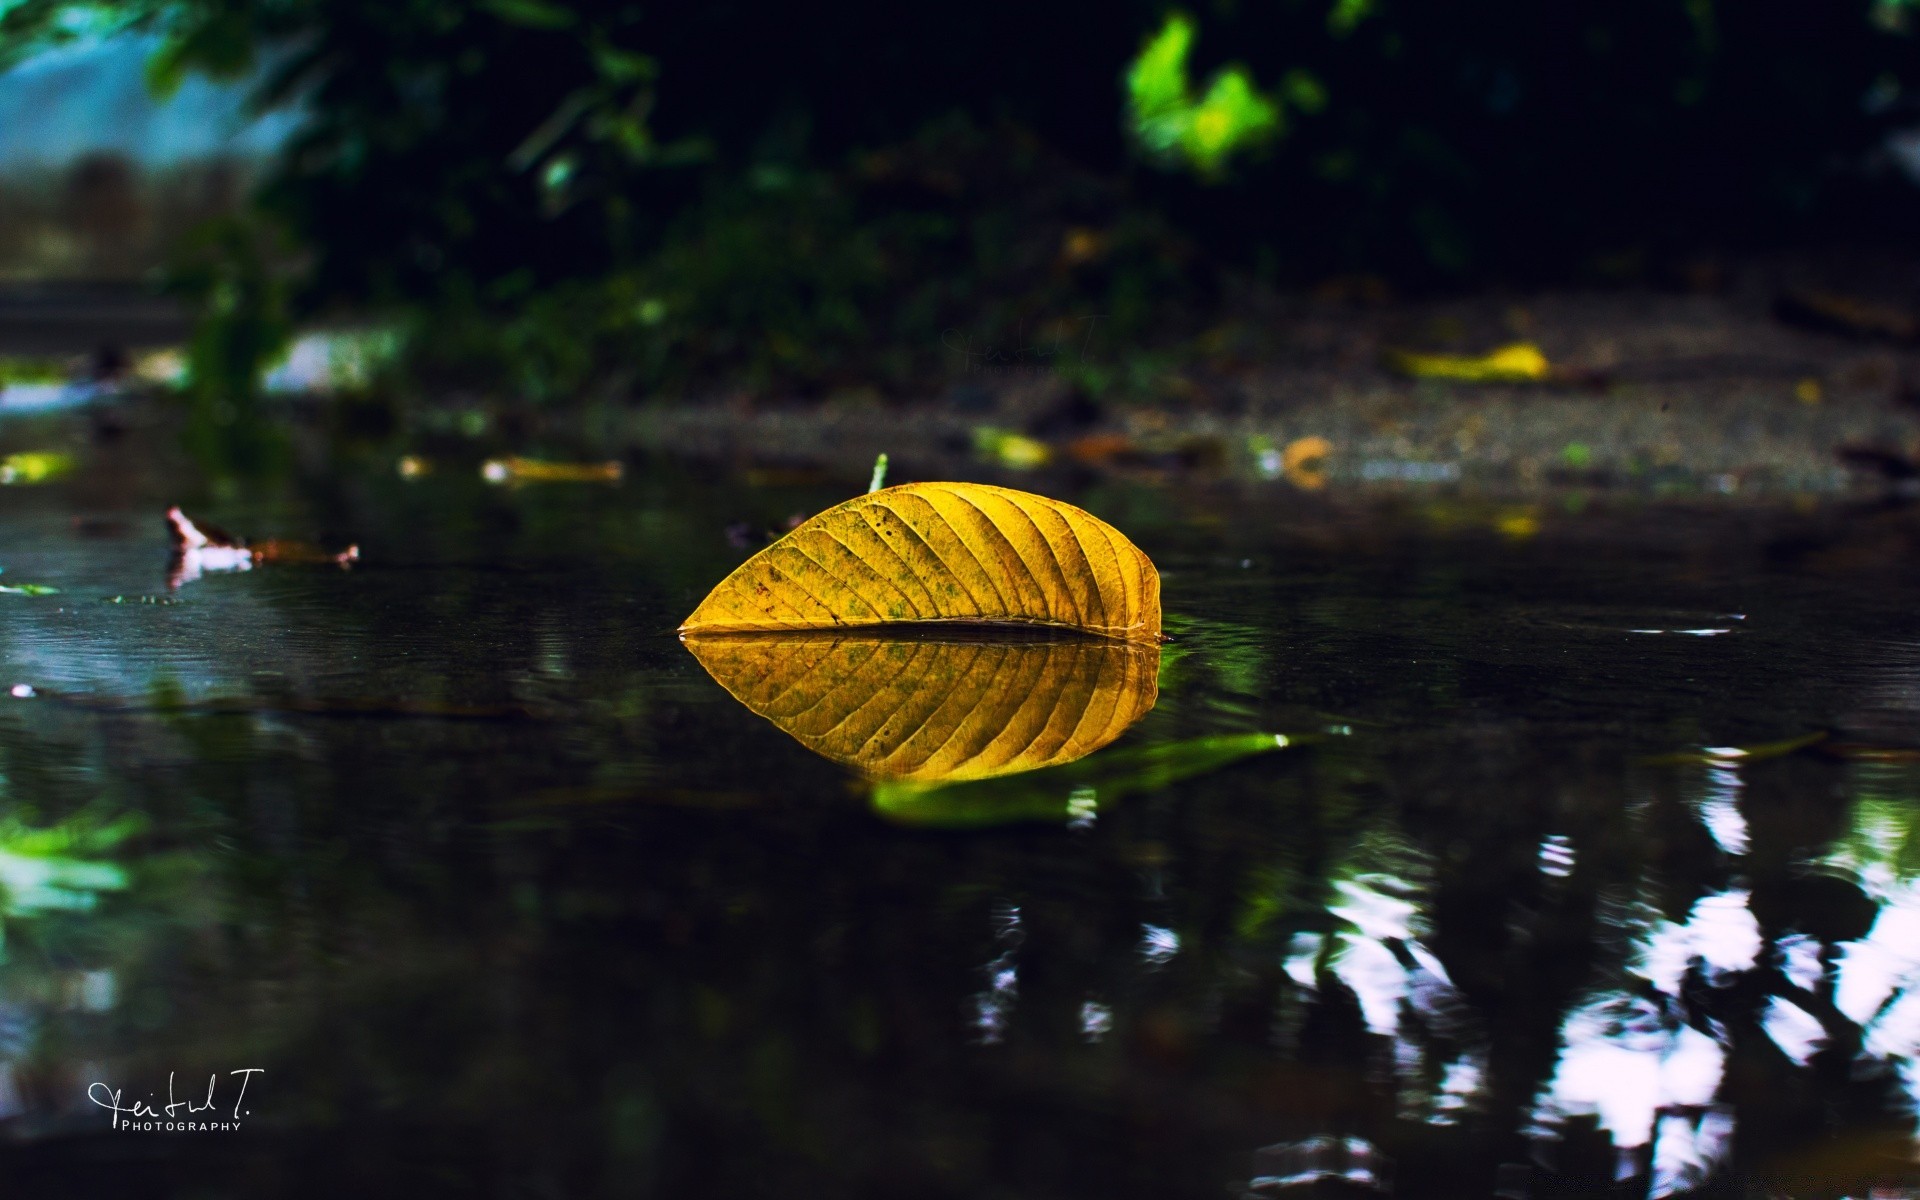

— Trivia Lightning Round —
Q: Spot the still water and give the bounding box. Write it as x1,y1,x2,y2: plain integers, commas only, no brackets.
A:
0,418,1917,1198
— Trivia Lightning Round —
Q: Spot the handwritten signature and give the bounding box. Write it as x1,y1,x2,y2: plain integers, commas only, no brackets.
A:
87,1069,263,1131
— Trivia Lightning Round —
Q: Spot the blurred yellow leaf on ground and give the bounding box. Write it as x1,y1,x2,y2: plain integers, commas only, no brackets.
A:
1384,342,1550,383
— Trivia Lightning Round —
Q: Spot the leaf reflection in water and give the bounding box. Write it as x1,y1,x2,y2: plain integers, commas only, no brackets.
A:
874,731,1301,829
681,632,1159,783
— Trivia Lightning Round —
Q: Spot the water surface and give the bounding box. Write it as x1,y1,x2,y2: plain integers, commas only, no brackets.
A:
1,427,1918,1198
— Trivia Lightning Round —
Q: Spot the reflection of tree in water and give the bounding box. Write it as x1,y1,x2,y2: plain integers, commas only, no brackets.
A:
2,531,1919,1196
0,727,159,1134
1235,746,1920,1198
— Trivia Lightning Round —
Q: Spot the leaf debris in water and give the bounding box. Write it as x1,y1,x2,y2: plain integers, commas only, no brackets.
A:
481,457,623,484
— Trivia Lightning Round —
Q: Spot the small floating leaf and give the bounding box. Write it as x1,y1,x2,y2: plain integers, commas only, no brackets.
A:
873,731,1302,828
0,583,59,596
1639,730,1827,766
683,633,1159,782
164,506,357,589
1282,435,1333,489
681,481,1161,642
481,456,623,484
0,451,75,485
1384,342,1550,383
972,428,1053,469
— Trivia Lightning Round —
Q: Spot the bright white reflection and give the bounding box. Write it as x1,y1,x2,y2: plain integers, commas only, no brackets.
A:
1538,996,1724,1149
1079,1000,1113,1042
1140,924,1180,965
1432,1054,1486,1125
1285,873,1456,1037
1636,891,1761,998
1774,933,1822,992
1761,997,1826,1066
970,901,1022,1045
1694,766,1749,856
1538,835,1576,879
1248,1136,1388,1193
1650,1107,1735,1199
1821,794,1920,1120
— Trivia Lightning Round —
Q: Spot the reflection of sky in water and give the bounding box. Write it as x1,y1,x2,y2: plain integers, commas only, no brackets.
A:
1540,997,1723,1147
1636,890,1761,997
0,514,326,701
1286,870,1459,1039
1823,791,1920,1106
1269,755,1920,1192
1532,887,1757,1169
1694,765,1749,855
6,483,1920,1192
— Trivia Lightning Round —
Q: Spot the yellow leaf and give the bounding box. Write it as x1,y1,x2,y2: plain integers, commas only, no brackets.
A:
682,633,1159,781
1281,435,1332,489
972,428,1053,469
680,482,1162,642
0,451,75,485
1383,342,1550,383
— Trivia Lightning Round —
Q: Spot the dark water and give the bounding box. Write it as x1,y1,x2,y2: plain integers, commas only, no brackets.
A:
2,418,1920,1198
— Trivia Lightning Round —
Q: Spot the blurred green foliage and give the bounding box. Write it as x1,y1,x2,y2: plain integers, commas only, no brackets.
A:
3,0,1918,398
1127,14,1286,177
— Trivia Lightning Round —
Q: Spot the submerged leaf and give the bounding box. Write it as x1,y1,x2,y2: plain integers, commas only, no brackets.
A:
681,482,1161,642
873,731,1301,828
682,633,1159,782
1384,342,1550,383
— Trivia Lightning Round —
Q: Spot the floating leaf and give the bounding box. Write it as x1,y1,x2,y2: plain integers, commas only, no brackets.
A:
1282,435,1333,489
873,731,1301,828
481,456,624,484
683,633,1159,782
165,507,358,589
1639,730,1827,767
0,451,75,485
1384,342,1550,383
681,482,1161,642
0,583,58,596
972,428,1053,469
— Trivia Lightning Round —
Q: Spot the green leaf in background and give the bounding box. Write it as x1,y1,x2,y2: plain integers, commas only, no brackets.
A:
1126,13,1284,177
871,731,1305,828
